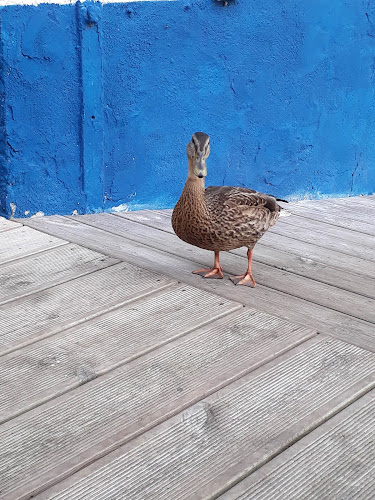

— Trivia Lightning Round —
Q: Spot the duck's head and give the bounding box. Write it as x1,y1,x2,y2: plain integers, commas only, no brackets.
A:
187,132,210,179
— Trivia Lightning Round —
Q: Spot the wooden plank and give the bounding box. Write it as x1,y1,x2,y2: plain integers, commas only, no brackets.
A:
259,231,375,279
235,245,375,300
67,214,375,324
22,215,375,352
326,196,375,216
1,284,241,423
0,217,21,232
282,203,375,236
0,314,316,500
329,195,375,206
320,201,375,226
118,212,375,299
268,221,375,262
0,244,120,306
0,226,67,264
116,210,175,232
120,210,375,280
277,213,375,249
0,262,174,355
221,390,375,499
34,338,375,500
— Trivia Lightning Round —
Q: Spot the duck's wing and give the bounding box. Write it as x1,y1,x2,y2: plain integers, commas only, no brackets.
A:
205,185,281,216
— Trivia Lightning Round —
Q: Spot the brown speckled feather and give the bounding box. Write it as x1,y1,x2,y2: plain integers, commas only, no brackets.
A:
172,182,281,252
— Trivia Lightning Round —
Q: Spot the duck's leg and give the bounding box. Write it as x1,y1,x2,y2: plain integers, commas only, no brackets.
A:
230,249,256,287
193,251,223,279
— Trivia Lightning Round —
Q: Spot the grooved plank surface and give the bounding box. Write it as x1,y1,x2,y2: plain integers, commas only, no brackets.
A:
277,210,375,248
329,196,375,213
22,214,375,352
0,285,241,422
267,221,375,262
259,230,375,279
0,217,21,232
290,198,375,222
66,214,375,323
0,226,67,264
222,391,375,500
281,202,375,236
0,244,119,305
118,211,375,300
0,310,315,499
320,199,375,224
0,262,174,354
35,339,375,500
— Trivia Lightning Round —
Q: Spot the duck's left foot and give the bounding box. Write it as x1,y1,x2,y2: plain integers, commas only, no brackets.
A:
193,267,224,279
230,273,256,287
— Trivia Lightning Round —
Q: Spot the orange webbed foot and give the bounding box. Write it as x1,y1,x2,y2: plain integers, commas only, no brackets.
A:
193,267,224,279
230,273,256,287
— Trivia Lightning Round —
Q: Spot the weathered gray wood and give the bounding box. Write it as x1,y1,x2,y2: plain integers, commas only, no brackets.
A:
277,212,375,248
0,244,119,306
67,214,375,324
117,211,375,299
318,200,375,225
0,261,174,355
116,210,175,232
0,226,67,264
34,338,375,500
0,312,316,499
154,208,173,215
260,231,375,279
120,210,375,280
282,203,375,236
1,284,241,423
268,220,375,262
330,195,375,206
0,217,21,232
22,215,375,352
326,196,375,217
221,390,375,499
236,245,375,300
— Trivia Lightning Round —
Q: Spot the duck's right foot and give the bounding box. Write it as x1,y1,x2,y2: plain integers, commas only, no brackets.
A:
193,267,223,279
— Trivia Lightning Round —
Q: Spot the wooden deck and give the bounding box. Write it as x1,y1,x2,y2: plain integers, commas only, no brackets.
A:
1,195,374,499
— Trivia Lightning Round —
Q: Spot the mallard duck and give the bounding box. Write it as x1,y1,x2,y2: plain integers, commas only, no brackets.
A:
172,132,282,287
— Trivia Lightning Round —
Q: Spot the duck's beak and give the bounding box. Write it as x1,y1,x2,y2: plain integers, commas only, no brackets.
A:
193,153,207,178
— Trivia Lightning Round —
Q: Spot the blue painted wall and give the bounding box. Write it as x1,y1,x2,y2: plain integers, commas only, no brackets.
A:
1,0,374,218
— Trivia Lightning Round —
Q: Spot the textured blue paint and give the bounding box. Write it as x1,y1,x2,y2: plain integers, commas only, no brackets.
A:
0,0,375,217
0,14,7,216
0,4,84,217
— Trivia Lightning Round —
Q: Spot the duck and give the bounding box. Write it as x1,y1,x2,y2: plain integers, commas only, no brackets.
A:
172,132,282,287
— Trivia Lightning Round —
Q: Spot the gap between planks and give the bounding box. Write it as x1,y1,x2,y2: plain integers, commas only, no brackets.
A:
0,261,176,356
219,390,375,499
279,202,375,235
0,245,121,307
0,226,70,266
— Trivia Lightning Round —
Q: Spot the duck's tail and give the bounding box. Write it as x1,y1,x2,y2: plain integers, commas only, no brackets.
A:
274,198,291,217
275,198,288,203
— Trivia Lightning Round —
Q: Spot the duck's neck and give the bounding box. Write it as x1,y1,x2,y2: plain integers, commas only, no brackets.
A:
181,159,207,213
184,158,204,191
